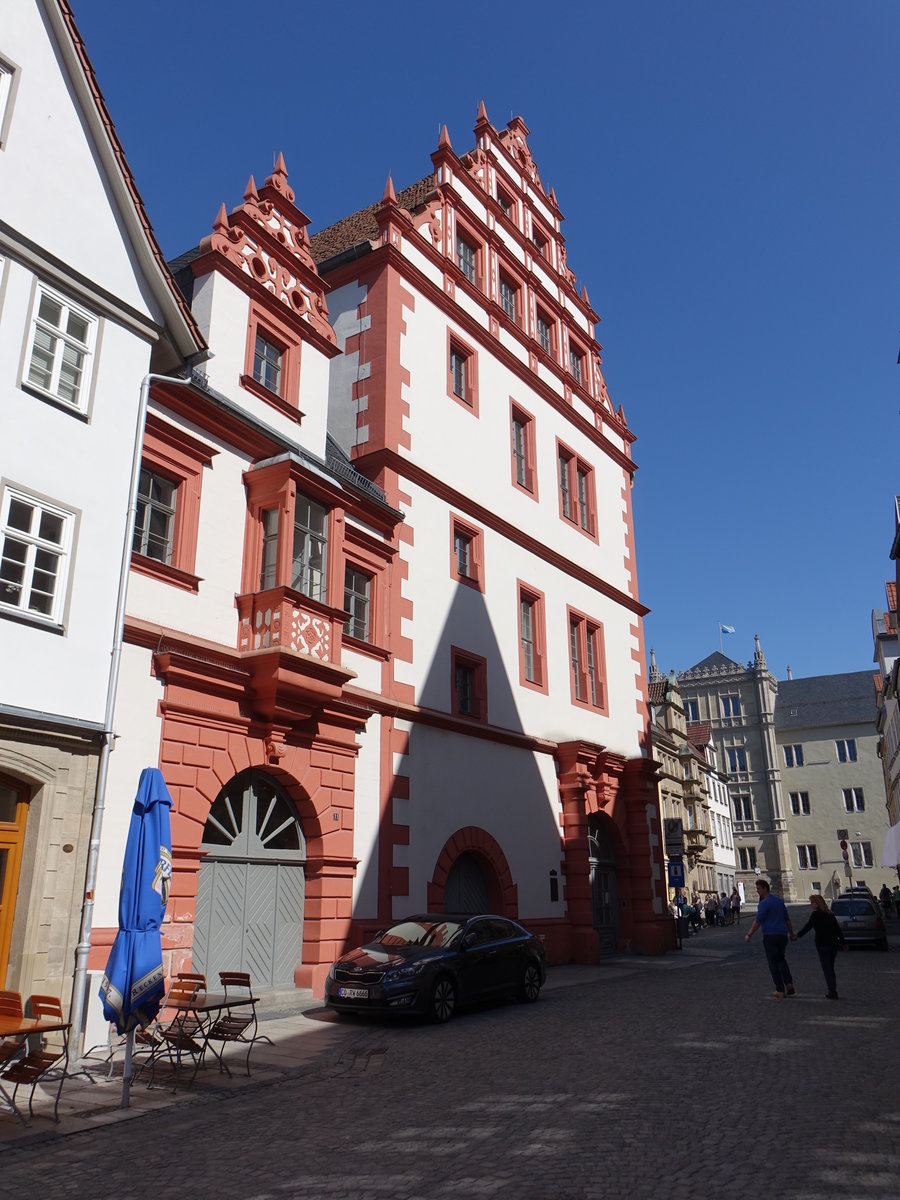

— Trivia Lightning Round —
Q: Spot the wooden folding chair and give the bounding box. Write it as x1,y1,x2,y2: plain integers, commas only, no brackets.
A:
147,979,204,1092
0,991,25,1068
204,972,262,1077
0,995,69,1121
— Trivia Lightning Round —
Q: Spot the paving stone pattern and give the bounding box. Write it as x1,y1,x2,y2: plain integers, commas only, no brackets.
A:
1,914,898,1199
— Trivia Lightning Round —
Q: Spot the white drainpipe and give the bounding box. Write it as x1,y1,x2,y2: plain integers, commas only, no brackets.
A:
68,367,201,1053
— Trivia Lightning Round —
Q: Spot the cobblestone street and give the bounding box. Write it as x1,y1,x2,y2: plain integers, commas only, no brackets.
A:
2,916,898,1200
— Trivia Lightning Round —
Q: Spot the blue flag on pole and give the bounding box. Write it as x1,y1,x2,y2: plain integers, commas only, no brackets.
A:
719,624,736,634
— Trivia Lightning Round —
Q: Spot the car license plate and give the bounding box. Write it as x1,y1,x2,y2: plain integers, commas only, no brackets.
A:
337,986,368,999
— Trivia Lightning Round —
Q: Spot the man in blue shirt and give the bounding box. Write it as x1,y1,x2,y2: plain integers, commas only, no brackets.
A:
744,878,796,998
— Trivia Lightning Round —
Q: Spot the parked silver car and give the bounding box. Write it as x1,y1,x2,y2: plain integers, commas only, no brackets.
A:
830,894,888,950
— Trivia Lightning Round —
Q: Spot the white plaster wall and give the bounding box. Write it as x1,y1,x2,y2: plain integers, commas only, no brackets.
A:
94,643,165,926
0,258,153,719
395,727,562,919
342,650,382,693
0,1,162,320
351,714,382,918
193,270,331,460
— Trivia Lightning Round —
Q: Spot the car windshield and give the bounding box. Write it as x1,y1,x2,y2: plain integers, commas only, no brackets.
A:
831,900,874,917
378,919,464,947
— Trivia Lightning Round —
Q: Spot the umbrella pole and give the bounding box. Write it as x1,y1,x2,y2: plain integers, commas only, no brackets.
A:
121,1029,134,1109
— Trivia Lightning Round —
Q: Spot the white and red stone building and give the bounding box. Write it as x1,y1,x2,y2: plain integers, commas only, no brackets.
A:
80,107,672,1020
0,1,204,1005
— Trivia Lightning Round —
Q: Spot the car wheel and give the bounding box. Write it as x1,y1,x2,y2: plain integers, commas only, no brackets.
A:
428,976,456,1023
519,961,542,1003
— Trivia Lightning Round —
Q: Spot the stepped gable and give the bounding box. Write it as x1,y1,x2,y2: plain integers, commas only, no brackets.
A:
775,670,879,729
196,154,336,347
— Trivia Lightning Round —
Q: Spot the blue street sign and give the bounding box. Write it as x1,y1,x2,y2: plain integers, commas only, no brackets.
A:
667,861,685,888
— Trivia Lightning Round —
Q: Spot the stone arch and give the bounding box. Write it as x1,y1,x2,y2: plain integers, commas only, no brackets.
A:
427,826,518,917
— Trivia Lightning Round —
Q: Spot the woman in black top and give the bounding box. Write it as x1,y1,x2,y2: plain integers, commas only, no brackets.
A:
796,894,846,999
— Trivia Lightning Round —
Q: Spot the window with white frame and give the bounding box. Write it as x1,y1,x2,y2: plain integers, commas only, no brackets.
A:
835,739,857,763
850,841,873,868
797,844,818,870
25,286,96,411
842,787,865,813
133,468,176,564
0,488,74,623
343,565,371,641
790,791,811,815
291,494,328,602
783,744,804,767
0,54,18,150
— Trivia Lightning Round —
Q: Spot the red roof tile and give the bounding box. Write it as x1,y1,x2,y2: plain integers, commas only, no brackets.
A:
310,176,436,264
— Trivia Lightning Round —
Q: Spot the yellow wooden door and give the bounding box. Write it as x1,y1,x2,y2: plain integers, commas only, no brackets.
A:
0,776,27,985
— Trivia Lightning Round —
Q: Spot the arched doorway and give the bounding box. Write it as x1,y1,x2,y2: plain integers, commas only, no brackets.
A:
588,814,618,956
0,776,28,985
445,851,492,913
193,770,305,989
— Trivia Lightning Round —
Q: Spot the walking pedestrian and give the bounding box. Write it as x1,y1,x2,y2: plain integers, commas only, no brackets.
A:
744,878,796,998
731,886,742,925
879,883,894,919
795,894,846,999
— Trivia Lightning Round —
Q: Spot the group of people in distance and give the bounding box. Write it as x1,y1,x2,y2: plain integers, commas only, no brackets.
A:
669,886,741,931
878,882,900,917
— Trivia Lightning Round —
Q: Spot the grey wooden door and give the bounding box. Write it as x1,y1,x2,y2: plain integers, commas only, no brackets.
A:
588,816,618,957
194,771,305,989
445,852,491,913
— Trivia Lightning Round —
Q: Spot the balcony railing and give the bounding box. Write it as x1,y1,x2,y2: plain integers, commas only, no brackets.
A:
236,587,343,663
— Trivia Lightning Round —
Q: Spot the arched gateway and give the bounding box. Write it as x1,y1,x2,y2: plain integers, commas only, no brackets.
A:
193,770,305,989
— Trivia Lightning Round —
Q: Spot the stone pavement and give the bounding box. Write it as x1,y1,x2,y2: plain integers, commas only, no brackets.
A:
1,910,899,1200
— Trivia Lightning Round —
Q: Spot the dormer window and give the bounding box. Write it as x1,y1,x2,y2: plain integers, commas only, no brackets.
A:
253,333,282,394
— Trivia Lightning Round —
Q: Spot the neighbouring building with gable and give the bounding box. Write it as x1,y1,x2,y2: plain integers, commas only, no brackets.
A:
0,1,205,1008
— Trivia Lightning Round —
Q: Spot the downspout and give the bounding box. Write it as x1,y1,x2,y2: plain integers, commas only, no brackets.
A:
68,366,202,1053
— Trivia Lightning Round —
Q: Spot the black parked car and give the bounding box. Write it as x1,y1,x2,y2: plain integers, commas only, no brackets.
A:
325,913,546,1022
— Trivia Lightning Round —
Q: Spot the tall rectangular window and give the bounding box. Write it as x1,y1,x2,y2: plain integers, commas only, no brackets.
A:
738,846,758,871
520,596,535,682
253,333,282,394
685,699,700,722
26,286,95,411
456,233,477,284
569,617,582,701
850,841,873,868
568,610,607,711
537,312,552,355
449,515,484,591
446,334,478,413
343,565,371,641
291,495,328,601
727,747,748,773
797,844,818,870
499,274,518,322
721,694,741,718
576,466,590,532
733,795,753,822
133,468,176,564
450,347,466,400
455,530,472,578
451,647,487,720
558,450,572,519
510,405,536,495
0,489,73,623
556,442,595,534
518,583,546,691
569,346,584,386
835,739,857,763
259,508,279,590
784,744,804,767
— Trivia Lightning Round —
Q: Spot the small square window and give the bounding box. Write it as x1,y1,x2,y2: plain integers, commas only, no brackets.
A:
0,488,74,624
25,286,96,412
790,792,811,815
797,844,818,870
343,565,372,641
496,188,514,220
531,227,548,258
842,787,865,813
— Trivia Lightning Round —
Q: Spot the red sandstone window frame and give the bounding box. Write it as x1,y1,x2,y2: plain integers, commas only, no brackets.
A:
449,513,485,592
241,300,303,421
130,414,215,592
341,522,393,651
535,304,557,361
556,438,598,541
453,214,485,292
446,329,479,415
497,264,524,329
530,217,552,261
495,183,517,225
568,337,588,392
451,646,488,721
567,606,608,714
509,399,538,500
517,580,548,694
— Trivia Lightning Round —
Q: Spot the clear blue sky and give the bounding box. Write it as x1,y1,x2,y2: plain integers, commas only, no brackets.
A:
73,0,899,682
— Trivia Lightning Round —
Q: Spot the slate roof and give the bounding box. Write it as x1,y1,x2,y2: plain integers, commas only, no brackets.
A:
680,651,741,674
309,176,436,266
774,671,878,730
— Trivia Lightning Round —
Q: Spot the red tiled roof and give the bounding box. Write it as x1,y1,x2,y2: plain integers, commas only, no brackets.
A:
310,176,436,265
887,580,897,612
686,721,712,748
647,680,666,705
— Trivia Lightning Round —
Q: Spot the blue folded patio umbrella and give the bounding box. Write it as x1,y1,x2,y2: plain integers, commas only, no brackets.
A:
99,767,173,1105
